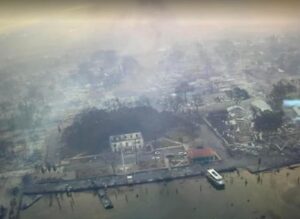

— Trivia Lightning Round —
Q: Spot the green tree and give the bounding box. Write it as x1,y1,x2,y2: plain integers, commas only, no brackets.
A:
270,80,296,109
254,110,283,132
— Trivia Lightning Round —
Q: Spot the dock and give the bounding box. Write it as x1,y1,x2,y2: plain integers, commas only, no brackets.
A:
20,195,43,210
22,165,237,195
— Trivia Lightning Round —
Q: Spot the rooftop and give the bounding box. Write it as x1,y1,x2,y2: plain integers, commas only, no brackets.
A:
110,132,143,143
251,99,272,112
187,147,216,159
293,107,300,116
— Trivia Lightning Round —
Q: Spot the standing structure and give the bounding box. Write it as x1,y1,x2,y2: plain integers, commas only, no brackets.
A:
251,99,272,115
187,147,220,164
109,132,144,153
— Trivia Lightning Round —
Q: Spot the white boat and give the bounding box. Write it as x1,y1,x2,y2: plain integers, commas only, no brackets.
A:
206,169,225,189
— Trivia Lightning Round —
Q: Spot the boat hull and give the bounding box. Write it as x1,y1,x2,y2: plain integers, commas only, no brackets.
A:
206,175,225,190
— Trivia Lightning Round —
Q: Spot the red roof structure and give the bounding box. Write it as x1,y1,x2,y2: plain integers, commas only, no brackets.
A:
187,147,217,159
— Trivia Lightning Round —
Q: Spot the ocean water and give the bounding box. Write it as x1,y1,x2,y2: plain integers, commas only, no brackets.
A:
21,168,300,219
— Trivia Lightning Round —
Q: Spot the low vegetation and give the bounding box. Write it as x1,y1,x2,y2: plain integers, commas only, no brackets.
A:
62,106,192,157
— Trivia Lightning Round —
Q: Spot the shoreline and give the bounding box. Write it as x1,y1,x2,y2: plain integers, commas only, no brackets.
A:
22,160,300,195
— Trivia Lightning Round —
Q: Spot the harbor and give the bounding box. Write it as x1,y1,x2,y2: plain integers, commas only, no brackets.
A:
23,165,237,195
20,167,300,219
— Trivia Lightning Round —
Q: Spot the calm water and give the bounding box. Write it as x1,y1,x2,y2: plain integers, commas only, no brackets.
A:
21,168,300,219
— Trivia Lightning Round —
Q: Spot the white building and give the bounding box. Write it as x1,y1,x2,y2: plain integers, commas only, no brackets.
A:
251,99,272,114
283,105,300,124
109,132,144,152
292,106,300,117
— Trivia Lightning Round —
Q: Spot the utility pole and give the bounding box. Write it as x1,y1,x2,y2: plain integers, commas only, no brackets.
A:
121,150,125,174
257,157,261,171
135,139,138,165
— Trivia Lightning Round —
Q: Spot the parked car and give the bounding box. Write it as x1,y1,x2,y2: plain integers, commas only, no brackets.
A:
178,151,187,155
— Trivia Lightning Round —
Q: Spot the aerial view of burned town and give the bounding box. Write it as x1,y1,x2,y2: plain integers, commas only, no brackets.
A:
0,1,300,219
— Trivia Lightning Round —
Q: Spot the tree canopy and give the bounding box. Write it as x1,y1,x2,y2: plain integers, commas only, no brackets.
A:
254,110,283,132
270,80,297,109
62,106,189,156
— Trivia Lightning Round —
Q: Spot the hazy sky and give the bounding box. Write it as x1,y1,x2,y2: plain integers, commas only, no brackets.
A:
0,0,299,37
0,0,299,20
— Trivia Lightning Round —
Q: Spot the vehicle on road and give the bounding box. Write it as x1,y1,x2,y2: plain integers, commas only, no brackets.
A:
178,151,187,155
127,175,133,183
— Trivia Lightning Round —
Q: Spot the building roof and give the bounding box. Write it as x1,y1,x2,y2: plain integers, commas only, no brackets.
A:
251,99,272,112
293,107,300,116
187,147,216,159
110,132,142,143
283,99,300,107
227,105,245,112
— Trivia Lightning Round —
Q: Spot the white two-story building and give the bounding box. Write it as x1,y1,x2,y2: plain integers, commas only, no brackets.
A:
109,132,144,153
